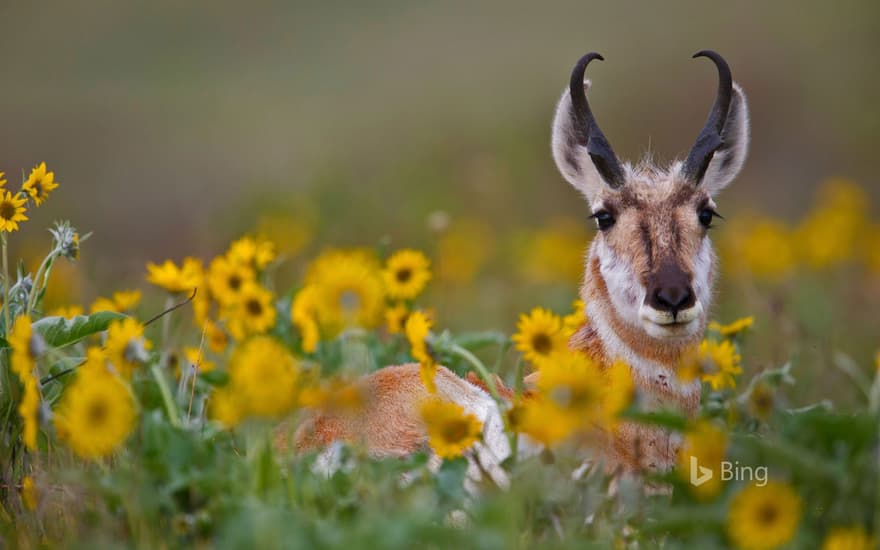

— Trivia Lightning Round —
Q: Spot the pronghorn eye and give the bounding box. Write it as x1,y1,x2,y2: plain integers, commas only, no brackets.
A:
591,210,616,231
698,207,720,228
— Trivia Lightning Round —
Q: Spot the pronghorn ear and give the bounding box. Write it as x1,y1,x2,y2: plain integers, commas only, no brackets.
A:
551,82,609,201
700,83,750,195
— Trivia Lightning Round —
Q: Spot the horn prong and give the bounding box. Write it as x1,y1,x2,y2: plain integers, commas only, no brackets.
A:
682,50,734,184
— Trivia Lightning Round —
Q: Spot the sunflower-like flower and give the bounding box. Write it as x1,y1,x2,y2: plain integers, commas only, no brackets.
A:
525,350,606,444
291,285,320,353
405,310,436,393
208,387,243,428
562,299,587,337
677,420,728,500
207,255,255,305
22,162,59,206
183,346,215,374
203,319,229,354
299,376,365,415
512,307,568,368
48,305,85,318
678,339,743,391
223,336,299,419
146,257,203,294
10,315,44,451
0,190,28,232
223,282,277,340
384,302,410,334
382,249,431,300
727,481,802,550
104,318,152,378
419,398,483,459
709,316,754,338
227,236,276,270
821,526,875,550
53,348,138,460
306,249,385,332
90,289,142,314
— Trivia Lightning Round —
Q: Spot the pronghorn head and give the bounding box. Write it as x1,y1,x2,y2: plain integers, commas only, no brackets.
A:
552,51,749,344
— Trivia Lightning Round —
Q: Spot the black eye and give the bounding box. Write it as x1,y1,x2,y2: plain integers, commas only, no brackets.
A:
591,210,616,231
698,207,720,228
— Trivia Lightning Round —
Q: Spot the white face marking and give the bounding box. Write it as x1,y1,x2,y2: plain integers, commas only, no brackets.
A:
594,239,645,328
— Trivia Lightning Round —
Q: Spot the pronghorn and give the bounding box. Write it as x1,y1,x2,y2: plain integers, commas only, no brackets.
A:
288,50,749,477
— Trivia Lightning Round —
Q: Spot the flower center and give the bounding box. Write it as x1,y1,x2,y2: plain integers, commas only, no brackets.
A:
246,298,263,316
32,179,44,197
395,268,412,283
757,503,779,526
0,201,16,220
340,290,361,312
442,419,470,443
87,399,109,426
228,274,242,291
531,332,552,355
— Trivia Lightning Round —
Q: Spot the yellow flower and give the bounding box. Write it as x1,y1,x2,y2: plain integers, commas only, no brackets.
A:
223,282,277,340
54,348,137,460
678,339,742,391
677,420,728,500
796,179,868,270
9,316,43,451
821,526,875,550
183,346,215,374
727,481,802,550
306,249,385,332
383,249,431,300
19,379,40,451
562,299,587,337
419,398,483,459
207,255,255,305
208,387,244,428
291,285,321,353
384,303,410,335
520,351,606,445
21,475,37,511
104,318,152,378
0,171,5,187
22,162,59,206
721,217,795,282
512,307,568,368
405,310,436,393
203,319,229,354
747,382,776,420
228,236,276,270
436,219,493,284
146,257,203,294
226,336,299,419
49,305,84,318
299,377,365,415
0,190,28,232
518,217,588,284
708,316,754,337
256,214,313,258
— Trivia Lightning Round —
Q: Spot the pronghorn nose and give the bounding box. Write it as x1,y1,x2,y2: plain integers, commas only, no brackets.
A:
650,285,694,315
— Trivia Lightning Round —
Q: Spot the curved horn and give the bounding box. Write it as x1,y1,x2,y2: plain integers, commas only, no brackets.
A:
682,50,733,184
570,52,625,188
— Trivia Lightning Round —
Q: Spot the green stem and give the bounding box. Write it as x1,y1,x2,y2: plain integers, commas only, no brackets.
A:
448,343,500,402
151,363,181,428
26,248,59,315
2,232,9,332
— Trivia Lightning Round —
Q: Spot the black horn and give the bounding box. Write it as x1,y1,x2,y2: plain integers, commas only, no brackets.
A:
570,52,625,188
682,50,733,184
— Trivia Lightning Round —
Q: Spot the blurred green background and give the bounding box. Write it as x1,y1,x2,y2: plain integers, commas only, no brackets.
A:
2,1,879,404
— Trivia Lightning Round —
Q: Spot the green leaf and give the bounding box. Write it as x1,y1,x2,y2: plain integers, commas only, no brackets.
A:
32,311,127,349
620,408,689,430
